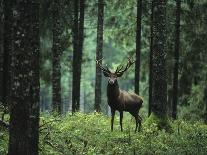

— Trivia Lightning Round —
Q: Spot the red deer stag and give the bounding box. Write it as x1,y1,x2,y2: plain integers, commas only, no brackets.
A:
96,58,143,132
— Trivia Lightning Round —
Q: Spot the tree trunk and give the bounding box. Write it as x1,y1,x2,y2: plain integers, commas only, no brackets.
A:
52,0,62,114
2,0,12,107
72,0,79,113
8,1,40,154
78,0,85,110
204,86,207,124
29,1,40,153
135,0,142,95
146,0,170,131
80,89,84,112
0,0,3,102
69,75,72,112
72,0,85,112
148,0,154,117
95,0,104,112
172,0,181,120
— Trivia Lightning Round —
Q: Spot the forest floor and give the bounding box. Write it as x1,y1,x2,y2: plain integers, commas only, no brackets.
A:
1,112,207,155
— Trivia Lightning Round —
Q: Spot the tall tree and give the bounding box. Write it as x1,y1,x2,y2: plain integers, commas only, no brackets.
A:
204,85,207,124
2,0,12,109
29,0,40,153
147,0,170,130
72,0,85,112
72,0,79,112
95,0,104,112
0,0,3,102
52,0,62,114
135,0,142,95
172,0,181,120
148,0,154,117
8,0,40,154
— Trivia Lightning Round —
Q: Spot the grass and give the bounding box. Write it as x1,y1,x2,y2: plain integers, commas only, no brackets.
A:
1,112,207,155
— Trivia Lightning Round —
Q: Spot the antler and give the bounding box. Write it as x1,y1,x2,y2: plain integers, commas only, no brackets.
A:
115,57,135,77
96,58,111,75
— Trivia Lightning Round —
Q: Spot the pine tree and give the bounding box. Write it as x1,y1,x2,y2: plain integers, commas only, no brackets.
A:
147,0,170,130
72,0,79,112
204,85,207,123
135,0,142,95
52,0,62,114
95,0,104,112
8,1,40,154
0,0,3,102
29,1,40,153
172,0,181,120
2,0,12,109
72,0,85,112
148,0,154,117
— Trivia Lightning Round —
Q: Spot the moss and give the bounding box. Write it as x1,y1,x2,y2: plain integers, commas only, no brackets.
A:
144,112,172,132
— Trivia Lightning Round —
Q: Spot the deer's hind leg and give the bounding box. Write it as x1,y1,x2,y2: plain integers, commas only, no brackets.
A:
129,112,141,133
137,114,142,132
120,111,123,131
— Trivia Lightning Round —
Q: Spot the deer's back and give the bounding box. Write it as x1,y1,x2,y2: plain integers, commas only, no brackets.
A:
120,91,143,111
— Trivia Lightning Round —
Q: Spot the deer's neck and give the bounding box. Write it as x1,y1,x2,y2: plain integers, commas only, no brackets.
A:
107,81,120,100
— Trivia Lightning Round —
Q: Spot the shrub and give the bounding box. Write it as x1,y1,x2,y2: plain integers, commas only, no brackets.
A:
1,113,207,155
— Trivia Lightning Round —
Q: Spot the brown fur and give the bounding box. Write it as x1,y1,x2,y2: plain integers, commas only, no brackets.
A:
107,80,143,132
96,57,143,132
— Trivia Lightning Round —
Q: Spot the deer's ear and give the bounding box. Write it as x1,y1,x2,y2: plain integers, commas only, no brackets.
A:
103,71,110,77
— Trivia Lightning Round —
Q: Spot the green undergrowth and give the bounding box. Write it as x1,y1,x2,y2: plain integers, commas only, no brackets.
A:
1,112,207,155
144,112,173,132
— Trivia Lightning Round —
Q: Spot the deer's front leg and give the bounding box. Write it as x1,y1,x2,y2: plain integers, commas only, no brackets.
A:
111,109,115,131
120,111,123,131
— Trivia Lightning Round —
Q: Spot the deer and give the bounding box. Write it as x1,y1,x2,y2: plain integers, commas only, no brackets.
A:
96,58,143,132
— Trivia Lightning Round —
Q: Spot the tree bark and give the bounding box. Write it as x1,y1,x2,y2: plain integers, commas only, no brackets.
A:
0,0,3,102
95,0,104,112
78,0,85,110
152,0,167,117
29,1,40,153
135,0,142,95
204,86,207,124
72,0,85,112
148,0,154,117
8,1,40,154
2,0,12,107
147,0,170,131
72,0,79,112
172,0,181,120
52,0,62,114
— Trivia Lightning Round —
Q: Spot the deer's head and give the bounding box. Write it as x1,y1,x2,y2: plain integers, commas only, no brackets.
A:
96,58,135,85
